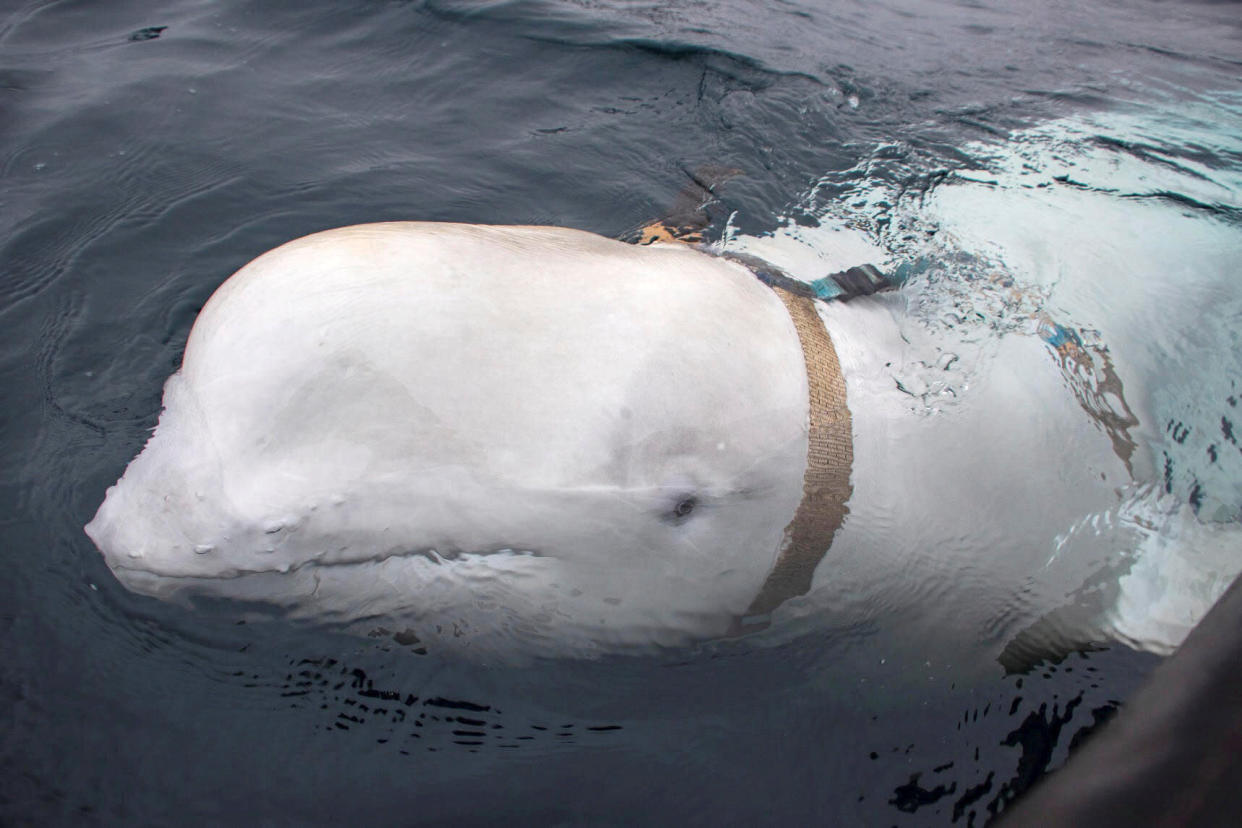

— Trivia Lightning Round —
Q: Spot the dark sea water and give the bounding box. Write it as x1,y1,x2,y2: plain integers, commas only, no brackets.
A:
3,0,1241,825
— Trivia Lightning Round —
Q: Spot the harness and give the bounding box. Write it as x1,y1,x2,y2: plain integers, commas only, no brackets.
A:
634,208,900,632
719,252,861,633
735,279,854,632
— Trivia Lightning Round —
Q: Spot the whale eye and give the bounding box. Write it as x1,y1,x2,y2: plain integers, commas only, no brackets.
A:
664,495,698,524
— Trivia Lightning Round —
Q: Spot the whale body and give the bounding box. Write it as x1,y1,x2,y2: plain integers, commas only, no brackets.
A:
87,218,1238,662
87,223,819,653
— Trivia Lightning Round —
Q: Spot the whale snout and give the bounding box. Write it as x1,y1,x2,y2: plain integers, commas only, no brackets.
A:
85,447,309,589
86,482,227,587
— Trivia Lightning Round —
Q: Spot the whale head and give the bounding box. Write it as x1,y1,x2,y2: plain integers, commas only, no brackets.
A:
86,223,843,654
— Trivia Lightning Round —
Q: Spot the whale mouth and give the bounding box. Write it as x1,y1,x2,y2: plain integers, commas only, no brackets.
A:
106,547,552,618
107,545,544,590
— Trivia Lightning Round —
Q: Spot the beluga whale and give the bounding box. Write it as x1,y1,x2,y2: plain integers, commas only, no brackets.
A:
87,210,861,657
86,170,1238,663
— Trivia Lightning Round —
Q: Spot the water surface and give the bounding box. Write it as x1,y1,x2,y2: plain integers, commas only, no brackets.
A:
3,0,1241,824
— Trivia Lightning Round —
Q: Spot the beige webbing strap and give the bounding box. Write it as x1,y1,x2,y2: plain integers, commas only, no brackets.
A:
620,218,853,632
736,285,854,630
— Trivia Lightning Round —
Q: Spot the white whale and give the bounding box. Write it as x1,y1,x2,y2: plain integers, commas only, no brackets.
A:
87,222,844,654
86,215,1236,661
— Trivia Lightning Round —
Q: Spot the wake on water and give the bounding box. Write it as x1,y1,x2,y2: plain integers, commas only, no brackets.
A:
720,90,1242,663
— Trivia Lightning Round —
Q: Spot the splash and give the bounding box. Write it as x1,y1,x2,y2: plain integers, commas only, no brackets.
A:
720,92,1242,661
